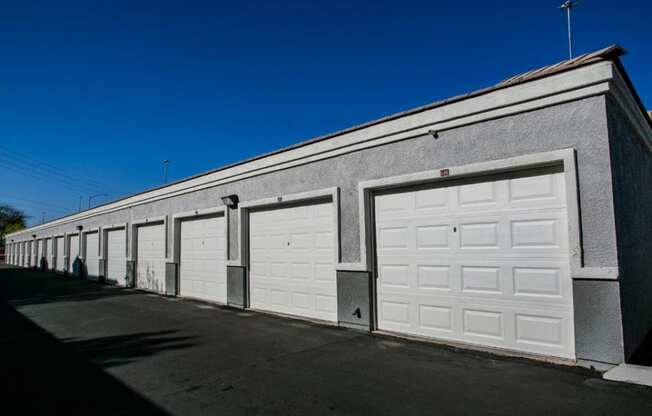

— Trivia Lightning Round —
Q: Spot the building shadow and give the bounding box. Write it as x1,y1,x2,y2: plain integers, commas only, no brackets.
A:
0,301,169,415
0,266,139,307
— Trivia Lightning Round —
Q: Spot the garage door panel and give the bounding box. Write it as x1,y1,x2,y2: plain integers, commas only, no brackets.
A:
179,215,226,303
106,229,127,286
85,232,100,279
249,201,336,322
136,223,166,293
55,237,65,272
375,171,574,359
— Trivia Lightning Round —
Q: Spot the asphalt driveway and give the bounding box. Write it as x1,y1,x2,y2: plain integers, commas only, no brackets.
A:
1,265,651,415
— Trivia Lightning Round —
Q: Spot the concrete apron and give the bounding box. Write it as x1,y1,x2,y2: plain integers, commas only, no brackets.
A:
604,364,652,387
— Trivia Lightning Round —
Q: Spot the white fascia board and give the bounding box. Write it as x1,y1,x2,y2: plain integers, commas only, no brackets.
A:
7,61,616,238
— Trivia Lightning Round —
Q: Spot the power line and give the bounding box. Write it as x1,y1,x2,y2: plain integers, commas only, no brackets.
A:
0,152,113,194
0,160,103,195
0,146,118,192
1,197,72,213
1,195,75,211
0,154,122,194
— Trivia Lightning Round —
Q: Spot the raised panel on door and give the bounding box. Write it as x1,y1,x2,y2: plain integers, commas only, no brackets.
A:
85,232,100,280
374,171,574,359
179,215,227,303
136,223,166,293
249,201,337,322
106,229,127,286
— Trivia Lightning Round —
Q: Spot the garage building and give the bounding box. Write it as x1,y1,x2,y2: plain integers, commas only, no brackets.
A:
6,45,652,370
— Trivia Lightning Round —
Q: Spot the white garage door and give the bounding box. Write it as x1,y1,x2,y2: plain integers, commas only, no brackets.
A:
23,242,28,267
136,223,166,293
85,232,100,280
179,215,227,303
106,229,127,286
69,234,80,264
37,240,43,268
249,201,337,322
374,171,574,359
20,242,28,267
29,241,33,266
45,239,53,270
55,237,65,271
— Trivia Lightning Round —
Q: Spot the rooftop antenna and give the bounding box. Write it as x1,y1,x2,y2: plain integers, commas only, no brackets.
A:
560,1,579,60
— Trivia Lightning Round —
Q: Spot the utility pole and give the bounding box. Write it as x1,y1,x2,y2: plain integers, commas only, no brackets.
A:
163,160,170,184
560,1,579,60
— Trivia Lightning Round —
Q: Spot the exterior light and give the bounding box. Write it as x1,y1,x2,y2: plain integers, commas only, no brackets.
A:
428,130,439,139
76,225,83,231
221,194,239,208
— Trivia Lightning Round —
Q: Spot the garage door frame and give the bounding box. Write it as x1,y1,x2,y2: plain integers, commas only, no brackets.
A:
172,206,229,299
102,223,128,285
130,216,168,293
354,149,616,358
233,187,340,312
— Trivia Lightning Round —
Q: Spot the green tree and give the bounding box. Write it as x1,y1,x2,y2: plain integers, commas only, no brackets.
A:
0,204,28,246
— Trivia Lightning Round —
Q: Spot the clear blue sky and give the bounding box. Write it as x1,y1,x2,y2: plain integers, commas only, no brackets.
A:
1,1,650,226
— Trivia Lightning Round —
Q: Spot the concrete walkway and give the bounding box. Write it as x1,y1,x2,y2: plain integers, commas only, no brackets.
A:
2,265,651,415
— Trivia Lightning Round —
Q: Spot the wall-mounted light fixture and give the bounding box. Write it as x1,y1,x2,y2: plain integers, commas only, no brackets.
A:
76,225,83,232
32,234,36,239
428,129,439,139
221,194,239,208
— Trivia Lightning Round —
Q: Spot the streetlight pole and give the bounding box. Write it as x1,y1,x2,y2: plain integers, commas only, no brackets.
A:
88,193,110,208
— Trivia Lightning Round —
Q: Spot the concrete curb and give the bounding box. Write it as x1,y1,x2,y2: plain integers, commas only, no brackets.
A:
603,364,652,387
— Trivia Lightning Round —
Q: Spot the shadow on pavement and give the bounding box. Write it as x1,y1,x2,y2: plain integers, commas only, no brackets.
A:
62,330,196,369
0,301,168,415
0,266,140,307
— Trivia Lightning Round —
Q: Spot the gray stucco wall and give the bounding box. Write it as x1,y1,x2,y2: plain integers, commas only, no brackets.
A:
606,97,652,360
8,94,624,364
573,280,624,365
11,95,618,267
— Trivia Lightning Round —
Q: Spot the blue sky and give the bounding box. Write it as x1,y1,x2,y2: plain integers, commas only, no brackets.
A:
1,1,650,226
